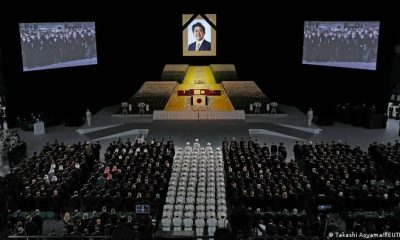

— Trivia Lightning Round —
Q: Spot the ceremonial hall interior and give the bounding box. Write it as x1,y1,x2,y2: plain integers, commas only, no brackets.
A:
1,1,400,240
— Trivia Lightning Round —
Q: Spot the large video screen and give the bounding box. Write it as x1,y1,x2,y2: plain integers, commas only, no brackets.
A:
19,22,97,72
183,14,216,57
303,21,380,70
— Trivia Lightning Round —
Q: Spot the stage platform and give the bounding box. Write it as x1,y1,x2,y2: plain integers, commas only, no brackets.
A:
78,104,321,144
124,65,270,115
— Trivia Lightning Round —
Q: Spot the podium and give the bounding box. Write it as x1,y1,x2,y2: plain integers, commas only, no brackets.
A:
34,121,45,135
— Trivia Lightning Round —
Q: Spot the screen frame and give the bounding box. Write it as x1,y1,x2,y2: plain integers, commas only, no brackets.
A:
302,21,380,71
19,21,98,72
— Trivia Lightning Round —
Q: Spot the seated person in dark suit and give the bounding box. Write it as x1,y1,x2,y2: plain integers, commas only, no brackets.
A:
188,22,211,51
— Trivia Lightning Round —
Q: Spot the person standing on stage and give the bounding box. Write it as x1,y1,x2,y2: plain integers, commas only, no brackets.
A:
307,108,313,126
86,109,92,127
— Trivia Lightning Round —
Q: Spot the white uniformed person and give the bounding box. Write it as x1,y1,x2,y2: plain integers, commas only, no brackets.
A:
187,191,196,198
163,204,174,212
193,139,201,150
175,204,184,212
169,180,178,188
207,192,216,199
205,142,213,153
207,214,218,237
218,205,227,213
174,210,183,219
206,204,215,212
187,186,196,193
217,188,226,195
176,196,185,205
206,198,216,205
184,210,194,219
165,195,175,205
183,217,194,231
185,142,192,152
196,197,205,205
207,186,215,194
162,210,173,220
161,215,172,231
177,187,186,194
217,198,226,206
197,188,206,197
187,181,196,189
186,196,195,205
167,186,176,194
206,210,216,219
189,176,197,184
172,215,183,231
198,181,206,188
196,205,205,213
195,216,205,239
217,211,227,222
207,180,216,188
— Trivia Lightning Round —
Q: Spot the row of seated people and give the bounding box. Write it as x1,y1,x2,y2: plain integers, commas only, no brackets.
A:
231,207,317,238
62,208,148,237
316,183,399,212
223,138,288,162
299,141,400,211
9,209,152,237
212,72,238,82
161,70,185,78
103,138,174,163
161,140,228,238
161,72,186,82
75,138,174,219
222,81,266,97
223,138,309,211
368,140,400,181
7,210,44,237
7,140,99,215
342,210,400,233
134,81,177,95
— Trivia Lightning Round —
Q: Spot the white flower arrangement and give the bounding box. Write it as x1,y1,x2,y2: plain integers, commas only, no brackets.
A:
138,102,146,108
253,102,262,108
271,102,278,107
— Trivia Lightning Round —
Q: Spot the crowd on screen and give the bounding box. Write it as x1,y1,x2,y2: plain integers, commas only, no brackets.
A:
303,23,379,63
20,24,96,69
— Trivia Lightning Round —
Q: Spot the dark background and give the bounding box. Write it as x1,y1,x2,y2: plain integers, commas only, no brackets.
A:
1,1,400,126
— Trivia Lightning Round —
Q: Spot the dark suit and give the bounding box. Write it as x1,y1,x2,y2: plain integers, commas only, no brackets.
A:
188,40,211,51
